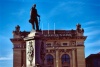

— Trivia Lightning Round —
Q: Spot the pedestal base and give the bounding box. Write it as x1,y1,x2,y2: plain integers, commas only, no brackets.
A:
24,30,45,67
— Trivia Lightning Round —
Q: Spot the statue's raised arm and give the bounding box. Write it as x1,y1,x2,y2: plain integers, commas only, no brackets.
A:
29,4,40,31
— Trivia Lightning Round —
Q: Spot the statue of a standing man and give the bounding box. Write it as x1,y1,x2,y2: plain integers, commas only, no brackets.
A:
29,4,40,31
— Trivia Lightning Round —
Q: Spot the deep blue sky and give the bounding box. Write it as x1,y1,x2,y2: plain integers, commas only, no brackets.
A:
0,0,100,67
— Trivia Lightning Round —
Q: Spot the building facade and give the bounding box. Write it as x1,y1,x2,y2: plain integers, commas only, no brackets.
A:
10,24,87,67
86,53,100,67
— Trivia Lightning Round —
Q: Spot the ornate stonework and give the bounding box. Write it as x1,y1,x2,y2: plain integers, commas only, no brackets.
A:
10,24,87,67
27,41,34,66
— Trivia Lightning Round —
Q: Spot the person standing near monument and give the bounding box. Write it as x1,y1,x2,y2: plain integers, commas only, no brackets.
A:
29,4,40,31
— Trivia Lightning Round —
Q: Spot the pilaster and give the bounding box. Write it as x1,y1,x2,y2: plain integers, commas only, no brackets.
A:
72,49,76,67
56,50,59,67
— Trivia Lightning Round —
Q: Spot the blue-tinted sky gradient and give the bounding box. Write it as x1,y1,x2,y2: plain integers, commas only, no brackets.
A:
0,0,100,67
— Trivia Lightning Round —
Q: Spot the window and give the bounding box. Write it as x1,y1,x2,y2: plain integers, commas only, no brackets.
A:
61,54,70,64
46,54,54,65
63,43,68,46
77,42,83,45
46,43,51,47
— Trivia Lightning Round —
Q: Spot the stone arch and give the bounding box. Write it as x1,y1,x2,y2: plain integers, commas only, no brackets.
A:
46,53,55,58
45,54,54,67
61,54,70,67
60,52,71,59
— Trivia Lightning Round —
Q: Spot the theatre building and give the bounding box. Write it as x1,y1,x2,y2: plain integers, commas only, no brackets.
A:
10,23,87,67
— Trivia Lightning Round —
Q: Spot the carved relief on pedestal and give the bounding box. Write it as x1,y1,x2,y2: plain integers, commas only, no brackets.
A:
27,41,34,66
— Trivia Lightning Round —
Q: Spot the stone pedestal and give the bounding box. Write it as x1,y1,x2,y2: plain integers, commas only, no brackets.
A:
24,30,45,67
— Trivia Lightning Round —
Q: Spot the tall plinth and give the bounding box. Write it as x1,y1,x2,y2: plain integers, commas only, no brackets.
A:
24,30,45,67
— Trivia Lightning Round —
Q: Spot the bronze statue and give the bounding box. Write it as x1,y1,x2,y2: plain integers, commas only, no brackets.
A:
29,4,40,31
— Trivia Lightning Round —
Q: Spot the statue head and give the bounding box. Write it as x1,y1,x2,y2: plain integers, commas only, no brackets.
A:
33,4,36,8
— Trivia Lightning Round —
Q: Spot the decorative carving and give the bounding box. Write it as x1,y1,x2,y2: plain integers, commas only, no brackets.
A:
53,41,61,47
76,23,84,36
12,25,21,38
77,41,83,46
50,50,55,53
60,49,64,53
59,49,72,53
66,49,72,53
27,41,34,66
70,41,76,46
15,25,20,32
13,25,20,34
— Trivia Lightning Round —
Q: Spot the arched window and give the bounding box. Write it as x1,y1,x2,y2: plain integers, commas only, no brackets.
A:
61,54,70,64
46,54,54,65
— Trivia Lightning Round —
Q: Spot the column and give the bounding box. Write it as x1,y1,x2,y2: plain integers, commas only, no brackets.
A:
72,49,76,67
54,52,56,67
59,57,61,67
56,50,59,67
70,51,73,67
